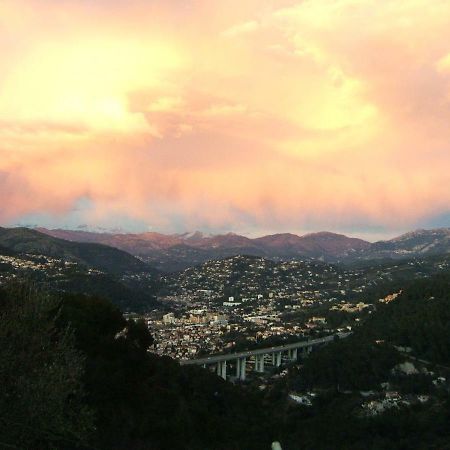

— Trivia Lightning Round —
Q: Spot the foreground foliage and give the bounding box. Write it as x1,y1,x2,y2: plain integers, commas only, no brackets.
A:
275,273,450,449
0,284,275,450
0,285,94,449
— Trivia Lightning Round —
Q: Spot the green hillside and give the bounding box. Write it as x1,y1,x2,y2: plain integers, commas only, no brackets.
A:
0,284,275,450
274,273,450,449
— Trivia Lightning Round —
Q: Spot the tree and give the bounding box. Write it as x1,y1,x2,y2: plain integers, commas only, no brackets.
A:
0,284,94,449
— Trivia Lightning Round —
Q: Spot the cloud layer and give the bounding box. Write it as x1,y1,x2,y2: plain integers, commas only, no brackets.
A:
1,0,450,236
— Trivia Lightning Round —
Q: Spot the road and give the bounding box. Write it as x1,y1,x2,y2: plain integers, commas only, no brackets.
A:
179,332,350,366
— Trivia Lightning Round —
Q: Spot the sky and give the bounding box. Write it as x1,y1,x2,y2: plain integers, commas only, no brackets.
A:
1,0,450,240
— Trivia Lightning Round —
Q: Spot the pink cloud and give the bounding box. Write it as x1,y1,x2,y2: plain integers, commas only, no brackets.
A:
0,0,449,234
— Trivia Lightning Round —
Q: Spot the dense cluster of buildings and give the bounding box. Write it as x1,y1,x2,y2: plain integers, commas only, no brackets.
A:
147,256,372,360
146,254,450,362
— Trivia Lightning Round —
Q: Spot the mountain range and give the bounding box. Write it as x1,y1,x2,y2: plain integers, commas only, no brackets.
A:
38,227,450,271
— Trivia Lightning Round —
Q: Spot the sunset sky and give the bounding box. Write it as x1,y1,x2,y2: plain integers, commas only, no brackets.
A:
1,0,450,239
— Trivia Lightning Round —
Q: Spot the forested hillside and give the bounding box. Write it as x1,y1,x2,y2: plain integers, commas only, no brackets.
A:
0,284,275,450
273,273,450,450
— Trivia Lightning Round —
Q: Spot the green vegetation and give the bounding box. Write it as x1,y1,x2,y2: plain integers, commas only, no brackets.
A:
298,340,401,391
278,396,450,450
0,283,275,450
272,273,450,449
55,271,159,312
0,284,94,449
360,274,450,365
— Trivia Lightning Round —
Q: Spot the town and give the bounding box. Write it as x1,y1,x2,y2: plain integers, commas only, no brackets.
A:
143,254,449,363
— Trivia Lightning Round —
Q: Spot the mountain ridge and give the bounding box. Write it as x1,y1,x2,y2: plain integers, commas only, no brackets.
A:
35,227,450,271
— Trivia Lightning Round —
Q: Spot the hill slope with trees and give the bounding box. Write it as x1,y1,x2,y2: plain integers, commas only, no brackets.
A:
273,273,450,449
0,283,276,450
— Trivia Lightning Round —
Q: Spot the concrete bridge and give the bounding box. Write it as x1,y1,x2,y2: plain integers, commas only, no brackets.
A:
180,332,350,381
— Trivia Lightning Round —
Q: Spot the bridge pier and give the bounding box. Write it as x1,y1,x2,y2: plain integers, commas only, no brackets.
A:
179,333,351,380
289,348,298,361
238,357,246,381
275,351,282,367
216,361,227,380
255,354,265,373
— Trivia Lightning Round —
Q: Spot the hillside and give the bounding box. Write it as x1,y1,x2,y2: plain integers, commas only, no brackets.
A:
163,253,450,305
0,228,160,311
254,231,370,258
0,227,152,274
273,273,450,450
0,247,159,312
0,285,275,450
163,255,344,301
350,228,450,261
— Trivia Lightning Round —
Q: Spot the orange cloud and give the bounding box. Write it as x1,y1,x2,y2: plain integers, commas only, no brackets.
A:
1,0,449,234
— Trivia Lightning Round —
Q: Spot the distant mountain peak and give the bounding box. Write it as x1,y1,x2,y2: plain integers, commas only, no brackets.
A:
177,231,212,241
303,231,346,238
390,228,450,242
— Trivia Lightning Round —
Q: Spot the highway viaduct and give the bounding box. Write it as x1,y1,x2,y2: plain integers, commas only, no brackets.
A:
180,332,350,381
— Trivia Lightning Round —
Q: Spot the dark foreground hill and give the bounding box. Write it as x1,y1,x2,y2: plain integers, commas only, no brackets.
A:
0,284,275,450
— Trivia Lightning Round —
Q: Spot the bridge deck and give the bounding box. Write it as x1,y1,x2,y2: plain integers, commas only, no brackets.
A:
180,332,350,366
